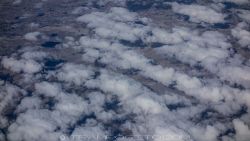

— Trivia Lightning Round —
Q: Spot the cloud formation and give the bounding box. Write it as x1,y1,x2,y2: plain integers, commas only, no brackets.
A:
1,1,250,141
171,2,225,24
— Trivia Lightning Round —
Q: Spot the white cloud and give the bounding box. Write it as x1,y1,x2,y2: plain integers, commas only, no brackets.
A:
77,7,150,42
154,126,192,141
171,2,225,24
24,32,41,41
233,119,250,141
85,70,144,100
71,126,106,141
7,110,61,141
231,22,250,48
132,96,163,114
21,51,47,60
16,97,42,113
56,63,94,85
12,0,22,5
1,57,42,74
190,126,220,141
35,82,61,97
55,93,87,117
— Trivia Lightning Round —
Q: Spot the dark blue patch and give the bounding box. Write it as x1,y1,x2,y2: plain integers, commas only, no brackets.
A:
149,59,158,65
213,23,230,29
0,73,12,82
119,39,146,48
3,97,23,122
37,12,45,17
242,47,250,52
94,60,106,68
151,42,165,48
175,0,196,4
196,24,206,29
200,109,216,120
50,33,58,37
134,21,147,26
232,83,245,90
44,58,64,71
167,103,186,111
39,96,57,110
26,90,33,97
193,63,203,71
126,1,153,12
168,81,177,89
154,3,171,9
67,113,96,134
123,68,140,75
41,41,60,48
76,113,96,125
103,97,120,111
147,31,153,36
92,1,104,9
231,105,247,118
108,131,123,141
223,2,238,9
0,129,6,139
219,128,236,138
225,14,233,21
104,116,133,141
44,98,57,110
93,71,101,79
4,108,17,122
176,0,196,4
175,13,190,21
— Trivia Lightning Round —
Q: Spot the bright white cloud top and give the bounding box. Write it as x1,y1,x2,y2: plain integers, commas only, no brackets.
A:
171,2,226,24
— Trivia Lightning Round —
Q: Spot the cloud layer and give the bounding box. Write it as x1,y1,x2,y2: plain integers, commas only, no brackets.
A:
1,0,250,141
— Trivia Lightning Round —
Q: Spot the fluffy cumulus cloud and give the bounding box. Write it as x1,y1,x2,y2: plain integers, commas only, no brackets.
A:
77,7,150,42
231,22,250,48
233,119,250,141
1,1,250,141
171,2,225,24
24,32,41,41
56,63,94,85
1,57,42,74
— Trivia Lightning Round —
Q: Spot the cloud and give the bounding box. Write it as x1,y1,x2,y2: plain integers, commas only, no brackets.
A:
71,126,106,141
0,84,25,129
16,97,42,113
237,10,250,23
233,119,250,141
35,81,61,97
171,2,225,24
24,32,41,41
1,2,250,141
153,126,192,141
1,57,42,74
12,0,22,5
132,95,164,114
85,70,145,100
77,7,150,42
190,126,220,141
7,109,61,141
231,22,250,48
56,63,94,85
